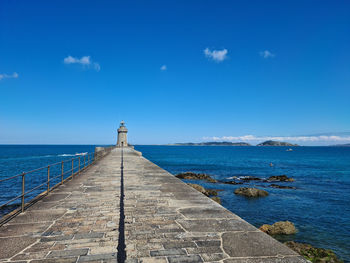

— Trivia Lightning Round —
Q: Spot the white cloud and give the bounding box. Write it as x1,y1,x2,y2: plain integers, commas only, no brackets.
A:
94,63,101,72
160,65,167,71
260,50,275,58
203,135,350,143
63,55,100,71
0,72,19,80
204,48,228,62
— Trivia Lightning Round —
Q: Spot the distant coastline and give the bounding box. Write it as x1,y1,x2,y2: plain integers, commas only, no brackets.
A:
168,142,252,146
331,143,350,147
168,140,299,147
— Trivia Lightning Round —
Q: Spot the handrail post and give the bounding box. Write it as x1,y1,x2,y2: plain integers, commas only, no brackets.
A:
61,161,64,184
78,157,80,175
21,172,25,212
47,165,50,194
88,154,90,166
84,155,86,168
71,159,74,177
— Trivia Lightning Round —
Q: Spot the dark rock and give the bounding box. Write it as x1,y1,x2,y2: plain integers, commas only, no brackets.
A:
221,181,243,185
241,176,262,181
269,184,296,189
176,172,217,183
234,187,268,197
187,183,218,197
265,175,294,182
285,241,344,263
210,196,221,204
259,221,296,235
206,189,218,196
187,183,207,195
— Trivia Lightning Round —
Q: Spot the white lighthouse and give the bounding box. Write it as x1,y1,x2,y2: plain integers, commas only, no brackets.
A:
117,121,128,147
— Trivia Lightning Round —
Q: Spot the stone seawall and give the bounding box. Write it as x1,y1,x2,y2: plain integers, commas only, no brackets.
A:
0,147,308,262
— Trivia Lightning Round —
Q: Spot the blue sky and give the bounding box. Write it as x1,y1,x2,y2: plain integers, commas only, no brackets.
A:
1,0,349,145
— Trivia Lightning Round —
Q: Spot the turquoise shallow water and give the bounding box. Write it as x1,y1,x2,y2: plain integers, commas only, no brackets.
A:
135,145,350,262
0,145,349,261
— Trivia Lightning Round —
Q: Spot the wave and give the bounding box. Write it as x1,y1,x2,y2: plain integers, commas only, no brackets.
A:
58,154,75,157
73,152,88,156
226,175,267,180
57,152,88,157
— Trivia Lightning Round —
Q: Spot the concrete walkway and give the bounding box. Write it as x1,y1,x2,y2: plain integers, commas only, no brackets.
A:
0,147,307,263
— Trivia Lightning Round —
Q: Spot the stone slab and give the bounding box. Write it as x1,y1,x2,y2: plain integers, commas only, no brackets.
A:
9,209,66,224
222,231,299,257
0,236,37,259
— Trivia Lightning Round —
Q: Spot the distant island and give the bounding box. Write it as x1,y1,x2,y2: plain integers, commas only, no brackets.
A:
168,140,300,146
169,141,252,146
257,140,299,146
331,143,350,147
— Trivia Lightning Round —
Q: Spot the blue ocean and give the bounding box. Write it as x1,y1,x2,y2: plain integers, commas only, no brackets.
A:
0,145,349,261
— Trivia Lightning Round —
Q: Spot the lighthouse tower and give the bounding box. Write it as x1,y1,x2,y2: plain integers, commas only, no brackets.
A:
117,121,128,147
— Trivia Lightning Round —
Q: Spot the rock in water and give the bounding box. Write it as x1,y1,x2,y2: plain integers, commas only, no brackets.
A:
206,189,218,196
187,183,207,195
176,172,217,183
259,221,297,235
211,196,221,204
266,175,294,182
234,187,269,197
241,176,262,181
269,184,296,189
187,183,218,197
284,241,343,263
221,181,243,185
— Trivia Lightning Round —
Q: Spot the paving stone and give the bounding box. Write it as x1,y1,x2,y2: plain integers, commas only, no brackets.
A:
74,232,104,239
41,235,74,242
90,246,116,254
47,248,89,258
150,249,187,257
195,240,221,247
177,219,257,232
41,193,70,202
0,222,51,237
78,252,117,262
201,253,226,261
139,257,168,263
222,232,299,257
167,255,203,263
163,241,197,249
223,257,308,263
23,241,54,252
0,236,36,259
186,246,223,254
31,258,78,263
179,207,239,219
13,250,50,260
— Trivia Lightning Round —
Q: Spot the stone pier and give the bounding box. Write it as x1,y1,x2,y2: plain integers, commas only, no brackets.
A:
0,148,307,262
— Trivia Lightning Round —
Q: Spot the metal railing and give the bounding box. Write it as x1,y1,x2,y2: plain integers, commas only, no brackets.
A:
0,146,114,226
